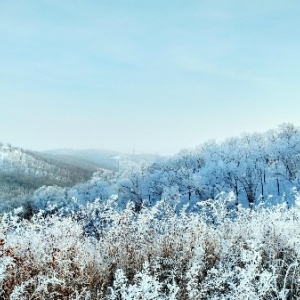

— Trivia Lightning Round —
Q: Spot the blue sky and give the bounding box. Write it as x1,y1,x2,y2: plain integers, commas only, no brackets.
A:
1,1,300,154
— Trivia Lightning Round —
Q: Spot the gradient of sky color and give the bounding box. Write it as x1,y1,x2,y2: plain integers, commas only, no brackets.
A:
1,1,300,154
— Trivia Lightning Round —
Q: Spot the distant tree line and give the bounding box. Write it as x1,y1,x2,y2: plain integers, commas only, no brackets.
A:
26,123,300,216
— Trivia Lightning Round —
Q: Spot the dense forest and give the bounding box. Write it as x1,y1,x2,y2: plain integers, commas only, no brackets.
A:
22,123,300,217
2,124,300,299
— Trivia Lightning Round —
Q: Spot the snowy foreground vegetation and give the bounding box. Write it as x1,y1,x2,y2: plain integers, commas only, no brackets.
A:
2,195,300,299
2,123,300,298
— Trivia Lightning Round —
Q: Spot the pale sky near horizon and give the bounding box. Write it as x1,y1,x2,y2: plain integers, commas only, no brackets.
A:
1,1,300,154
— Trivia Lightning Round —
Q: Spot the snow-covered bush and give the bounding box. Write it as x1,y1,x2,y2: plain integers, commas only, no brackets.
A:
2,194,300,299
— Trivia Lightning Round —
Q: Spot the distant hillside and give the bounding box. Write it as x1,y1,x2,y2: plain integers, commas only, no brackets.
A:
44,149,119,171
0,145,100,212
44,149,164,171
0,145,165,212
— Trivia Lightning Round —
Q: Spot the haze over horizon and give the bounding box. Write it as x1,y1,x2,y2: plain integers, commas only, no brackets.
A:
1,1,300,154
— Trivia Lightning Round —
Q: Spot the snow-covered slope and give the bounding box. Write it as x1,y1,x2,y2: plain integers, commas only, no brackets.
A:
0,145,99,182
0,145,101,212
0,144,166,213
0,146,65,179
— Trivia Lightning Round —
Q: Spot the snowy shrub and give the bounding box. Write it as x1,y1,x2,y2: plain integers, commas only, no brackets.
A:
108,263,179,300
2,194,300,299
